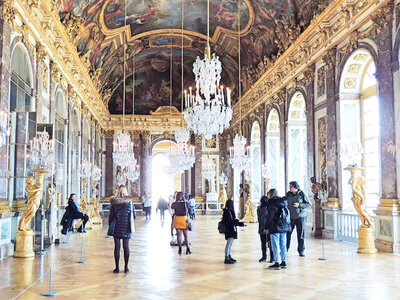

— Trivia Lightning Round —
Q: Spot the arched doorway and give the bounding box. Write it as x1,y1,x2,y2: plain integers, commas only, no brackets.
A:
8,44,34,204
266,109,284,194
250,121,261,202
287,92,308,191
151,141,181,203
54,89,67,202
339,49,379,211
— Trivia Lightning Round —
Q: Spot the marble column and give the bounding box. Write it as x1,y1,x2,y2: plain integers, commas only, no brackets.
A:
194,136,203,198
105,133,114,197
305,71,316,195
324,50,340,209
374,23,400,253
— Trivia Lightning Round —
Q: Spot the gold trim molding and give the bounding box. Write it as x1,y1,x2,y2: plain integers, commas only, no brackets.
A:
232,0,392,126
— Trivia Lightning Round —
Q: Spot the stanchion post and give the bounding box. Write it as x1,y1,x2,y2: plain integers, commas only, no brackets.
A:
42,268,58,297
36,204,48,255
318,242,328,261
76,231,87,264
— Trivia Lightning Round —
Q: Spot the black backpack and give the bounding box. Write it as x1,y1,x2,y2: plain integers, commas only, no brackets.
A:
218,219,226,234
276,206,290,226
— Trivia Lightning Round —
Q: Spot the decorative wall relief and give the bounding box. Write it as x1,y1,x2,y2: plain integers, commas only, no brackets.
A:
317,66,326,98
318,117,327,185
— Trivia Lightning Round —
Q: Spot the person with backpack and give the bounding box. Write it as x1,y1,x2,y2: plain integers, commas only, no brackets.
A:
156,196,169,222
257,195,273,263
265,189,291,270
286,181,312,257
221,199,245,264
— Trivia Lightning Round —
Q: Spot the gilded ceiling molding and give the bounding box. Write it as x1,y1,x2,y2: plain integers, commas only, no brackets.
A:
11,0,110,128
98,0,255,45
323,48,336,69
232,0,391,127
2,0,16,27
36,43,47,63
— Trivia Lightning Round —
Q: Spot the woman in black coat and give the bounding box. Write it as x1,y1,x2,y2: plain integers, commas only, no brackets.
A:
222,199,245,264
257,195,273,263
108,185,136,273
61,194,89,234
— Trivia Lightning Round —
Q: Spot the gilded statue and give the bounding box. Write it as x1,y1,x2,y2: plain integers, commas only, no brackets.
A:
347,167,373,228
218,185,227,206
18,176,43,231
91,198,101,220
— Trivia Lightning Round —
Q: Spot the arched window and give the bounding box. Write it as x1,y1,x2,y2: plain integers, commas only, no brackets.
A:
251,121,261,202
266,109,283,194
8,44,34,203
287,92,308,191
339,49,379,210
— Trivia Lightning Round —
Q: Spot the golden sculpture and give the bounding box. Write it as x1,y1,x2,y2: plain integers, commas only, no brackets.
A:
345,166,377,254
218,184,228,206
346,167,373,228
18,172,46,231
242,182,257,223
15,169,48,258
80,178,88,213
90,181,102,225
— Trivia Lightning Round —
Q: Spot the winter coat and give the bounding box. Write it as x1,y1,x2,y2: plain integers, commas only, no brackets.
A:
265,196,291,234
286,189,312,219
66,199,85,219
222,208,245,240
108,196,136,239
257,202,269,235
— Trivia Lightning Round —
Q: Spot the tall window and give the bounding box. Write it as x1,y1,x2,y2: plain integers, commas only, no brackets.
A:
8,45,35,203
251,122,261,202
287,92,307,191
339,50,379,210
266,109,283,194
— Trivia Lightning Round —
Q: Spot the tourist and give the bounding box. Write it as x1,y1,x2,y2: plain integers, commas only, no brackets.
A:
156,196,168,221
61,193,89,234
108,185,136,274
286,181,312,257
257,195,272,263
222,199,245,264
171,192,191,255
265,189,291,270
188,194,196,220
169,193,177,243
143,193,152,221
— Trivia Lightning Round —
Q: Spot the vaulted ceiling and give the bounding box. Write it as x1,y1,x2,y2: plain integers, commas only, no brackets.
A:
59,0,329,115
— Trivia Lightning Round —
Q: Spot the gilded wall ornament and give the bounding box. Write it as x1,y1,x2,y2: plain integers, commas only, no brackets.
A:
318,117,327,184
2,0,16,27
323,49,336,69
317,66,326,97
36,43,46,63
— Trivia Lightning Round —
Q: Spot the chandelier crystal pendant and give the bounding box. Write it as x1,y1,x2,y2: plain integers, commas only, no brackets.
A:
201,156,216,181
91,165,102,182
80,160,92,179
168,128,196,172
183,0,232,140
30,130,54,170
0,109,10,148
113,132,136,169
230,134,250,171
126,163,140,182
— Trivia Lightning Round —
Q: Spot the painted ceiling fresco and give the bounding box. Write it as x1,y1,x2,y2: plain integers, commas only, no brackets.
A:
60,0,330,115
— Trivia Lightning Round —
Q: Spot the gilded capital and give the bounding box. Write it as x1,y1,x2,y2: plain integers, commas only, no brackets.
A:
2,0,16,27
36,43,46,63
323,48,336,69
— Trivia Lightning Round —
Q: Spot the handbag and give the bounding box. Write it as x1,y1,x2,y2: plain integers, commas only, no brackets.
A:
107,220,116,236
187,219,193,231
130,201,135,234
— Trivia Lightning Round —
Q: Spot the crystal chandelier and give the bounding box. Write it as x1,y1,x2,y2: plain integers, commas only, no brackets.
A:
244,168,251,182
80,160,92,179
30,130,54,170
113,132,136,169
112,6,137,170
183,0,232,140
230,134,250,171
126,163,140,182
340,139,364,167
168,128,195,172
202,156,216,181
91,165,102,182
0,109,10,148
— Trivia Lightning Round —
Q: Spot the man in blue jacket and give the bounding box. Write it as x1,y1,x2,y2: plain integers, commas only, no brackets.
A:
286,181,312,257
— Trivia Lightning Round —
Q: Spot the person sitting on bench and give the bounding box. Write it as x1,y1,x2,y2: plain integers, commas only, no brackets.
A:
61,193,89,234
